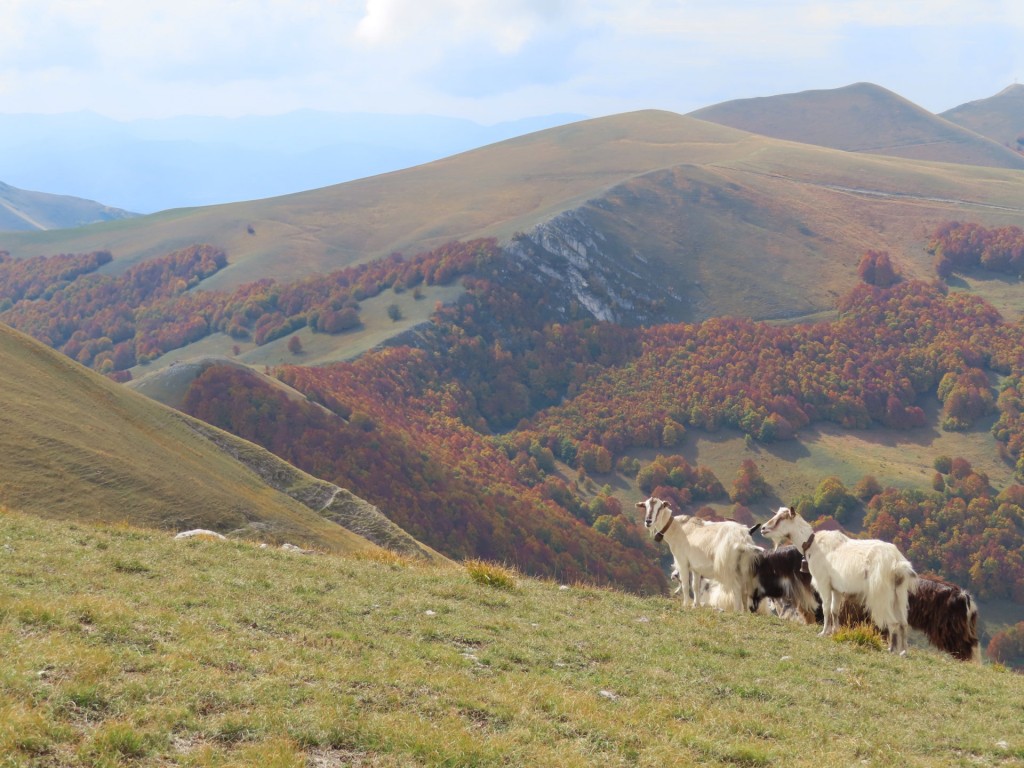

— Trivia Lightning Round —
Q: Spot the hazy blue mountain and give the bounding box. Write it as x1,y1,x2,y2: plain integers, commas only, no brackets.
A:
0,111,585,213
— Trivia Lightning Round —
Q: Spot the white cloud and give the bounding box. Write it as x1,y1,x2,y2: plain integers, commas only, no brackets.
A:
356,0,566,53
0,0,1021,119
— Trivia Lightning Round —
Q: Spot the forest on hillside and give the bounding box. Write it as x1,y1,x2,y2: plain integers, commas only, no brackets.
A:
3,224,1024,651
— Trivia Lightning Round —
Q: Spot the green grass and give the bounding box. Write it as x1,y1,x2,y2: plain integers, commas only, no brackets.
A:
2,509,1021,767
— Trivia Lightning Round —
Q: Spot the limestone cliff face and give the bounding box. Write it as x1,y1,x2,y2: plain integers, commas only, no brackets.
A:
505,208,691,326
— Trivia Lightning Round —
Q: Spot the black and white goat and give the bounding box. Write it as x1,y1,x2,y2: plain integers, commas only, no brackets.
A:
748,541,822,624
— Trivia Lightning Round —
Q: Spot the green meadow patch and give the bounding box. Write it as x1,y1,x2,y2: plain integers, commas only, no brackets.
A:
1,509,1022,767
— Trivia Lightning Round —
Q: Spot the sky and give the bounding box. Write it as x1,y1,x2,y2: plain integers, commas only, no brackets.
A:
1,0,1023,124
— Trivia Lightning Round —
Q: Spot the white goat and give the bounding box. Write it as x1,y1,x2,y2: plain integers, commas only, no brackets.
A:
759,506,917,655
637,497,760,613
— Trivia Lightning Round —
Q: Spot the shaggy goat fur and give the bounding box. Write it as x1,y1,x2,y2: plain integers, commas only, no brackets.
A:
638,497,760,613
759,506,917,655
749,545,822,624
838,576,980,662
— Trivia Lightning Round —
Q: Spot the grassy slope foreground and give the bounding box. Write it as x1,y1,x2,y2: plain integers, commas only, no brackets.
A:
1,509,1021,768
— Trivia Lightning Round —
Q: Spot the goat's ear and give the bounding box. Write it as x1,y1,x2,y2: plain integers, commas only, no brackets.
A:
785,507,796,517
635,501,645,509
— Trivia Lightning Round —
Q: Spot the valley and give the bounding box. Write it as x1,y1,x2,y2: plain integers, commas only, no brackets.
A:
2,81,1024,666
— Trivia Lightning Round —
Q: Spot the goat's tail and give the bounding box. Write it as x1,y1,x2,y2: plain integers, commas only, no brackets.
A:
891,560,917,616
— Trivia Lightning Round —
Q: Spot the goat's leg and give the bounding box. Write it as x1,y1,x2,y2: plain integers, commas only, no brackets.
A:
895,622,909,656
690,573,703,608
820,586,837,636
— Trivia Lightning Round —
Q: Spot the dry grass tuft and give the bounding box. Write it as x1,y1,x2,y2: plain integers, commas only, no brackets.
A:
464,559,519,590
831,622,887,651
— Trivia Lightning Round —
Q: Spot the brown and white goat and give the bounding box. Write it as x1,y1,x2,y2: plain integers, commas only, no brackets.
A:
839,576,980,662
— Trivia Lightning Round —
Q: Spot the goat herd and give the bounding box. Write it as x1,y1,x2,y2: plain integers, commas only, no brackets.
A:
637,497,981,662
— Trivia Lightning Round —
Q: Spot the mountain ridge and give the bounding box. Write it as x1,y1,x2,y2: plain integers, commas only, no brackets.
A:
689,81,1024,169
7,96,1024,329
0,180,136,233
941,82,1024,152
0,109,585,213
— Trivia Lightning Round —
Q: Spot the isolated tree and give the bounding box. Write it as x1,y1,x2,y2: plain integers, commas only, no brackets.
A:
853,474,882,501
287,335,303,355
387,303,402,322
731,459,770,504
987,622,1024,668
811,476,858,524
857,250,899,287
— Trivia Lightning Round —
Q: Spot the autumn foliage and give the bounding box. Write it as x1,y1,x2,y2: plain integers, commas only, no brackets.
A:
184,359,666,592
928,220,1024,278
856,249,899,287
6,230,1024,602
0,240,489,372
987,622,1024,669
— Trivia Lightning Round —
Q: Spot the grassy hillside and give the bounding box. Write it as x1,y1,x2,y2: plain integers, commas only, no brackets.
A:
690,82,1024,170
5,106,1024,327
0,111,750,285
0,322,438,559
941,84,1024,152
1,508,1020,767
0,181,136,233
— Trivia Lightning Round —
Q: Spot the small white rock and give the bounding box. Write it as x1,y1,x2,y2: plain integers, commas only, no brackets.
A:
996,740,1009,750
424,610,437,616
599,690,619,700
559,585,570,591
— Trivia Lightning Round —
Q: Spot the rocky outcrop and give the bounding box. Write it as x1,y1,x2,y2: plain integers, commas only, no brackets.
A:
505,208,689,326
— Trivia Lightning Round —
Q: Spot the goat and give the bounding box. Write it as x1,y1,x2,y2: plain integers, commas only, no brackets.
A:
839,575,980,662
759,506,917,655
749,544,822,624
637,497,760,613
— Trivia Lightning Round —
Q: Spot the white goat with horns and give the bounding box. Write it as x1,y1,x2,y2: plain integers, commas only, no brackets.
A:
637,497,760,613
759,506,918,655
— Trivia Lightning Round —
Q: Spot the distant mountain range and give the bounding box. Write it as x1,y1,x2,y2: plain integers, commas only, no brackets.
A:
689,82,1024,169
3,83,1023,238
0,110,584,217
